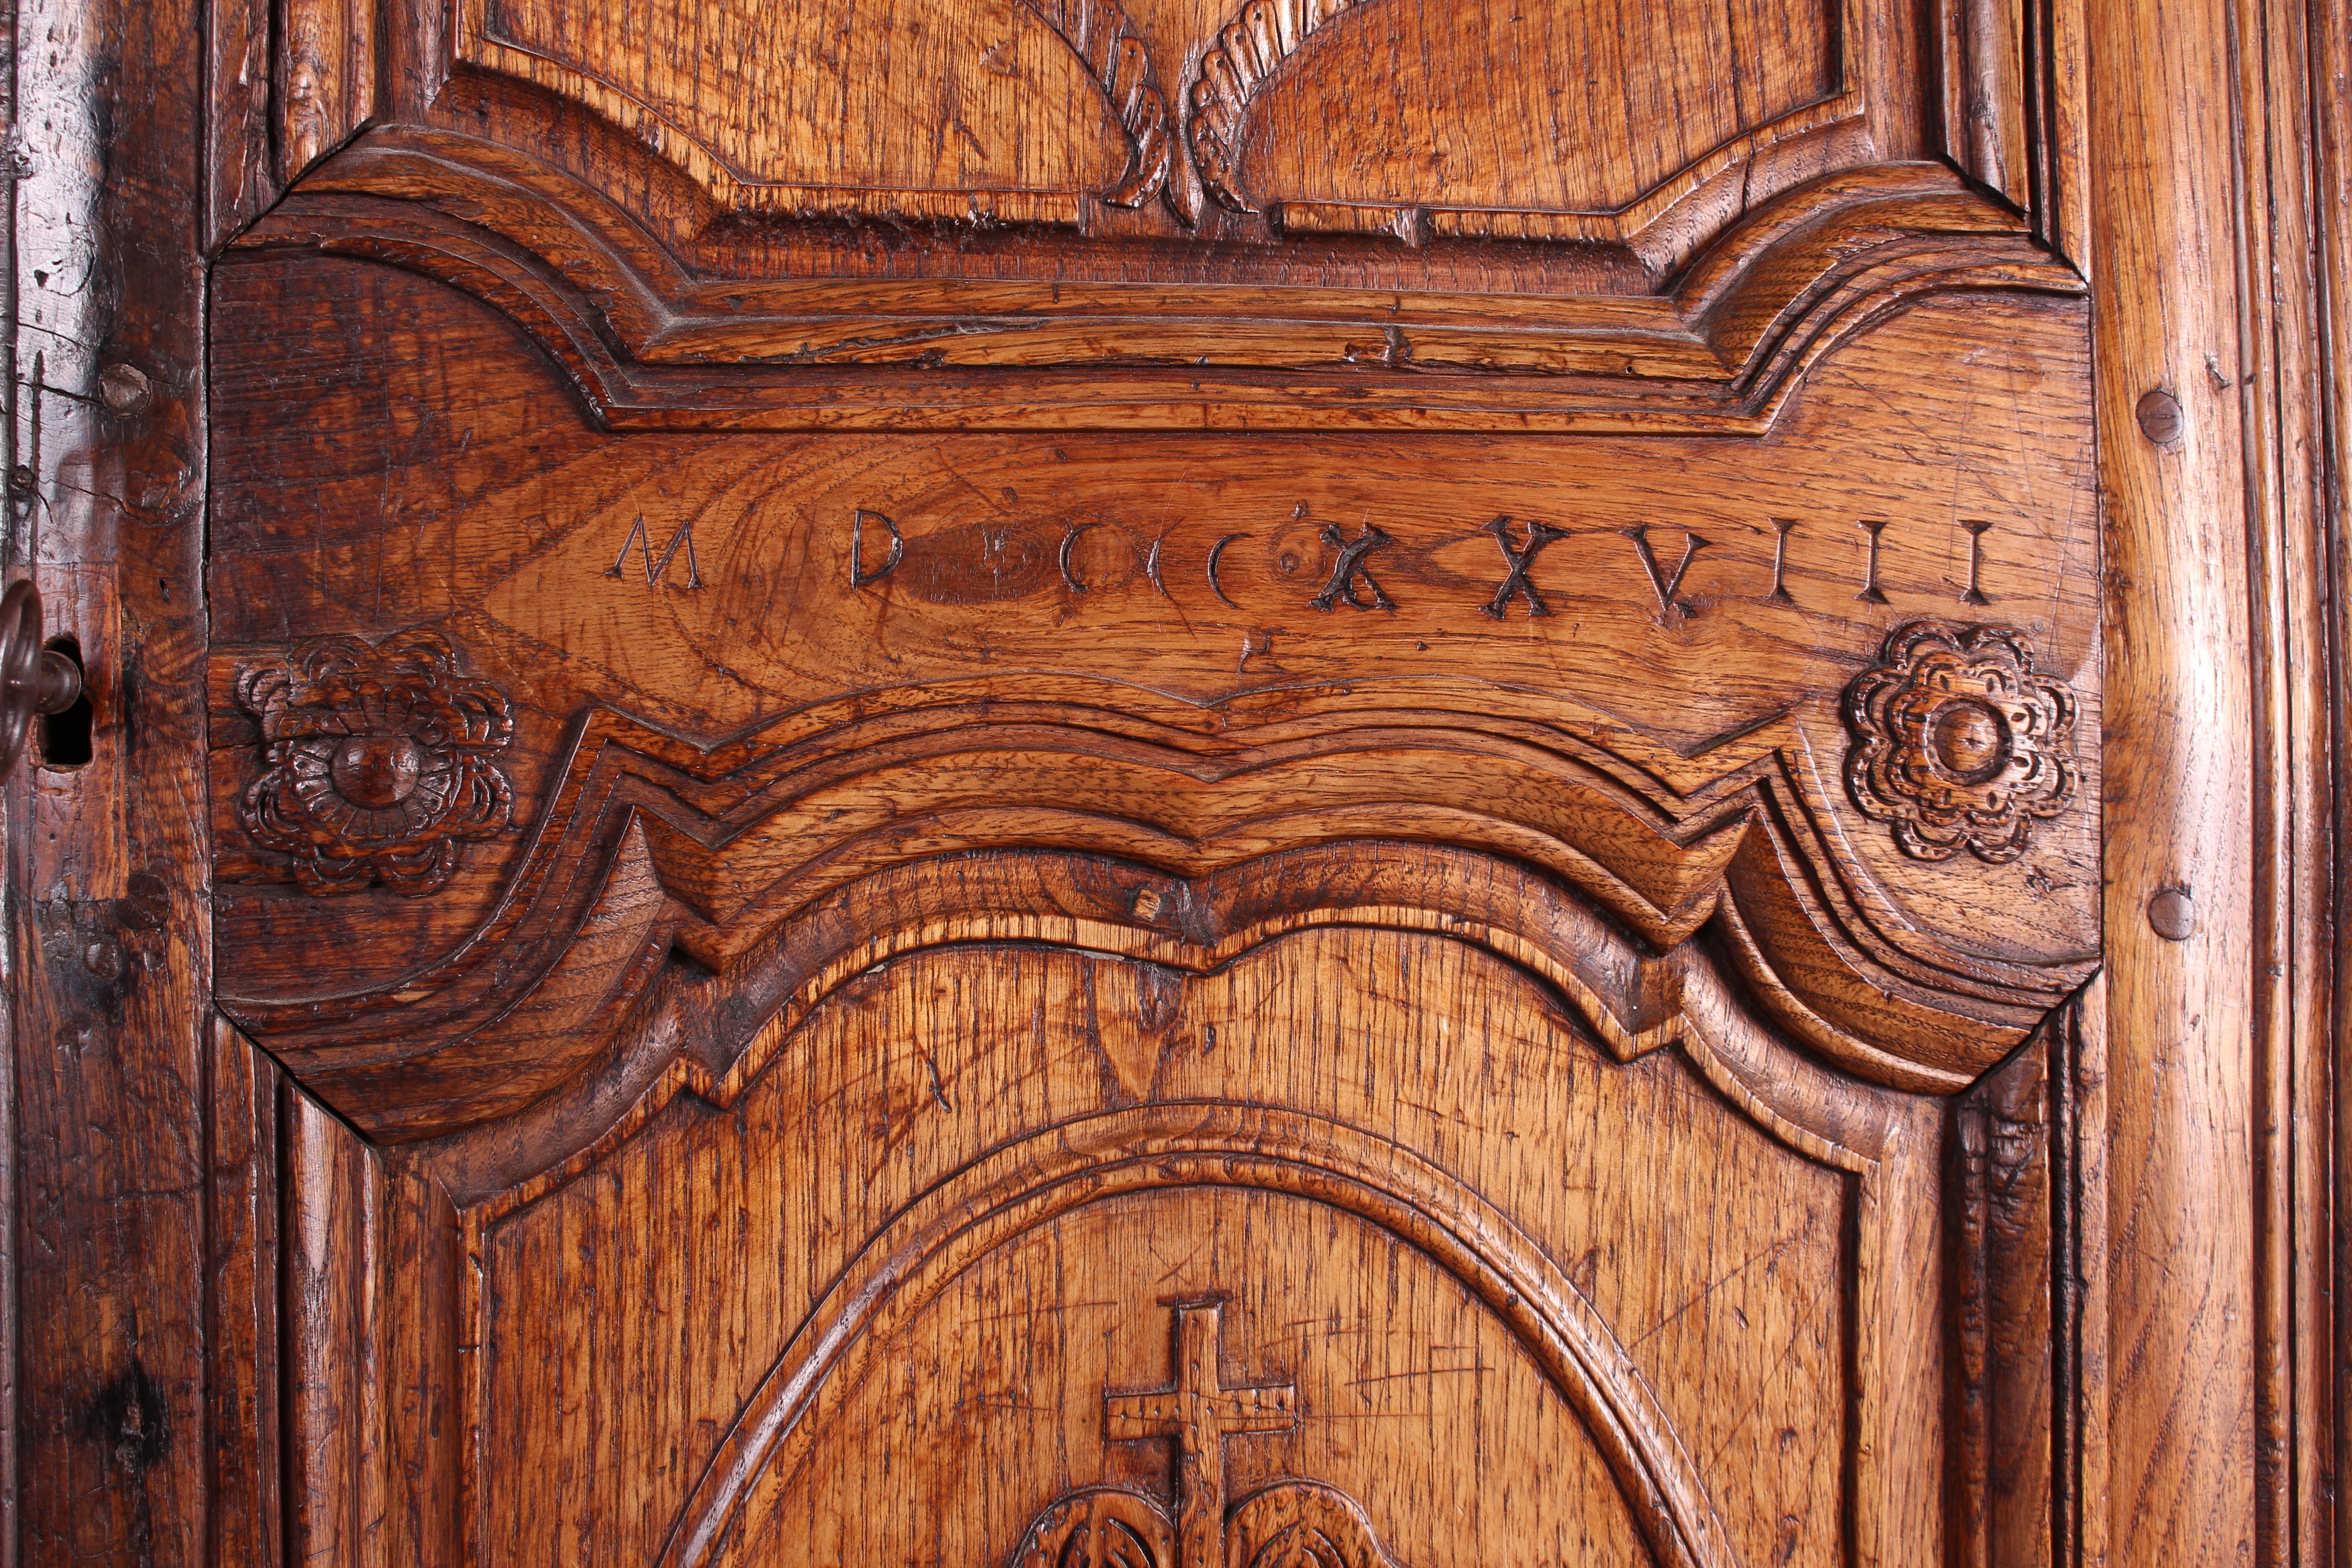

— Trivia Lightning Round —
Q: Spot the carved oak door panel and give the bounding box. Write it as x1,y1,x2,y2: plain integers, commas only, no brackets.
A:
201,0,2101,1563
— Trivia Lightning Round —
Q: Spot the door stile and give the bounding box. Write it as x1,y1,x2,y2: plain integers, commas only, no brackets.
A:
2226,0,2348,1561
2325,0,2352,1559
2087,0,2346,1561
4,0,215,1562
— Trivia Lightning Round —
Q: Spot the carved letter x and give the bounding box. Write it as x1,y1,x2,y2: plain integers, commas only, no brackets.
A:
1480,515,1569,618
1308,523,1397,612
1622,525,1710,619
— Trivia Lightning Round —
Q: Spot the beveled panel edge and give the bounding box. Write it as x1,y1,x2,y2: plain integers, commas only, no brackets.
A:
210,676,2099,1146
238,146,2078,432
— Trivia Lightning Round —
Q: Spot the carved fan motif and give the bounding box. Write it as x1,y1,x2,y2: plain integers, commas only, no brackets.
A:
1187,0,1367,214
235,630,515,896
1018,1482,1399,1568
1015,1488,1179,1568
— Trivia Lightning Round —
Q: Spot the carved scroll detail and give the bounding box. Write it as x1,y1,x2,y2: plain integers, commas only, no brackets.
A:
1020,0,1176,210
1843,620,2078,863
235,630,514,896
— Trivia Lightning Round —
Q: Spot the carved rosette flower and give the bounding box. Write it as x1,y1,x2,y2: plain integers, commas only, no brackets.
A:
1843,620,2078,864
235,630,515,896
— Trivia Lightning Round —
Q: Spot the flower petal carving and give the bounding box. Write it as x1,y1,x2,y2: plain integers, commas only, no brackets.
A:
235,629,515,897
1843,620,2079,864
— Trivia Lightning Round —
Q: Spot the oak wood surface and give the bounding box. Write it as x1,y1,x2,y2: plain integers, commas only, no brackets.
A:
5,0,2345,1562
5,0,216,1562
462,927,1928,1568
211,0,2073,426
191,1,2110,1558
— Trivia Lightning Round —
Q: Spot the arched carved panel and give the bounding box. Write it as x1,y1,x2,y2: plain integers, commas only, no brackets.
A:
438,930,1910,1568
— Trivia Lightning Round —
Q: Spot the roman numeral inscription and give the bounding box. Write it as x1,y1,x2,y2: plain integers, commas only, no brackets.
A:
1307,523,1398,613
1480,515,1571,618
1622,525,1710,620
1855,519,1892,604
608,507,2009,620
605,515,705,589
1961,520,1994,606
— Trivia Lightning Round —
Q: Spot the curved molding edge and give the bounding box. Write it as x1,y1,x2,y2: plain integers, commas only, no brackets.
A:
214,677,2096,1146
1185,0,1869,278
452,0,1174,221
634,1105,1740,1568
235,137,2083,433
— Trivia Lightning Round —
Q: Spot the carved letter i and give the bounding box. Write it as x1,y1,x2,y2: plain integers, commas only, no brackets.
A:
1961,520,1993,605
1767,518,1797,604
1856,520,1891,604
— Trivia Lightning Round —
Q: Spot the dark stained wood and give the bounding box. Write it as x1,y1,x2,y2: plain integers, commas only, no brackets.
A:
1950,1026,2058,1568
205,0,279,250
6,0,215,1561
205,1020,281,1568
6,0,2348,1561
281,1086,375,1568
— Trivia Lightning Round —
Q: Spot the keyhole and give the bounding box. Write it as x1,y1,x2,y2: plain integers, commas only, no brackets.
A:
38,636,91,769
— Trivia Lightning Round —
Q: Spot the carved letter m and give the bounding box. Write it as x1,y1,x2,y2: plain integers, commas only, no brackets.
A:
605,515,704,589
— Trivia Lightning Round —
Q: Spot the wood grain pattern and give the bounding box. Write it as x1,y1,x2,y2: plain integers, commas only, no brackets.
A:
194,0,2076,426
206,1020,282,1568
280,0,373,180
9,0,2342,1556
200,245,2103,1154
246,156,2078,430
440,927,1927,1568
206,0,279,247
6,0,216,1561
462,0,1135,221
2221,3,2345,1563
2084,0,2262,1556
1205,0,1845,230
2317,0,2352,1558
450,0,1860,240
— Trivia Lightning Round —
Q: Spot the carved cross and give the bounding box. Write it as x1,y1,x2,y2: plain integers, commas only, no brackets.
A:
1102,1302,1297,1568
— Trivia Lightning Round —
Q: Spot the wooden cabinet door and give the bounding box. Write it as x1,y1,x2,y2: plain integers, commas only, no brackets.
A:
8,0,2340,1564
